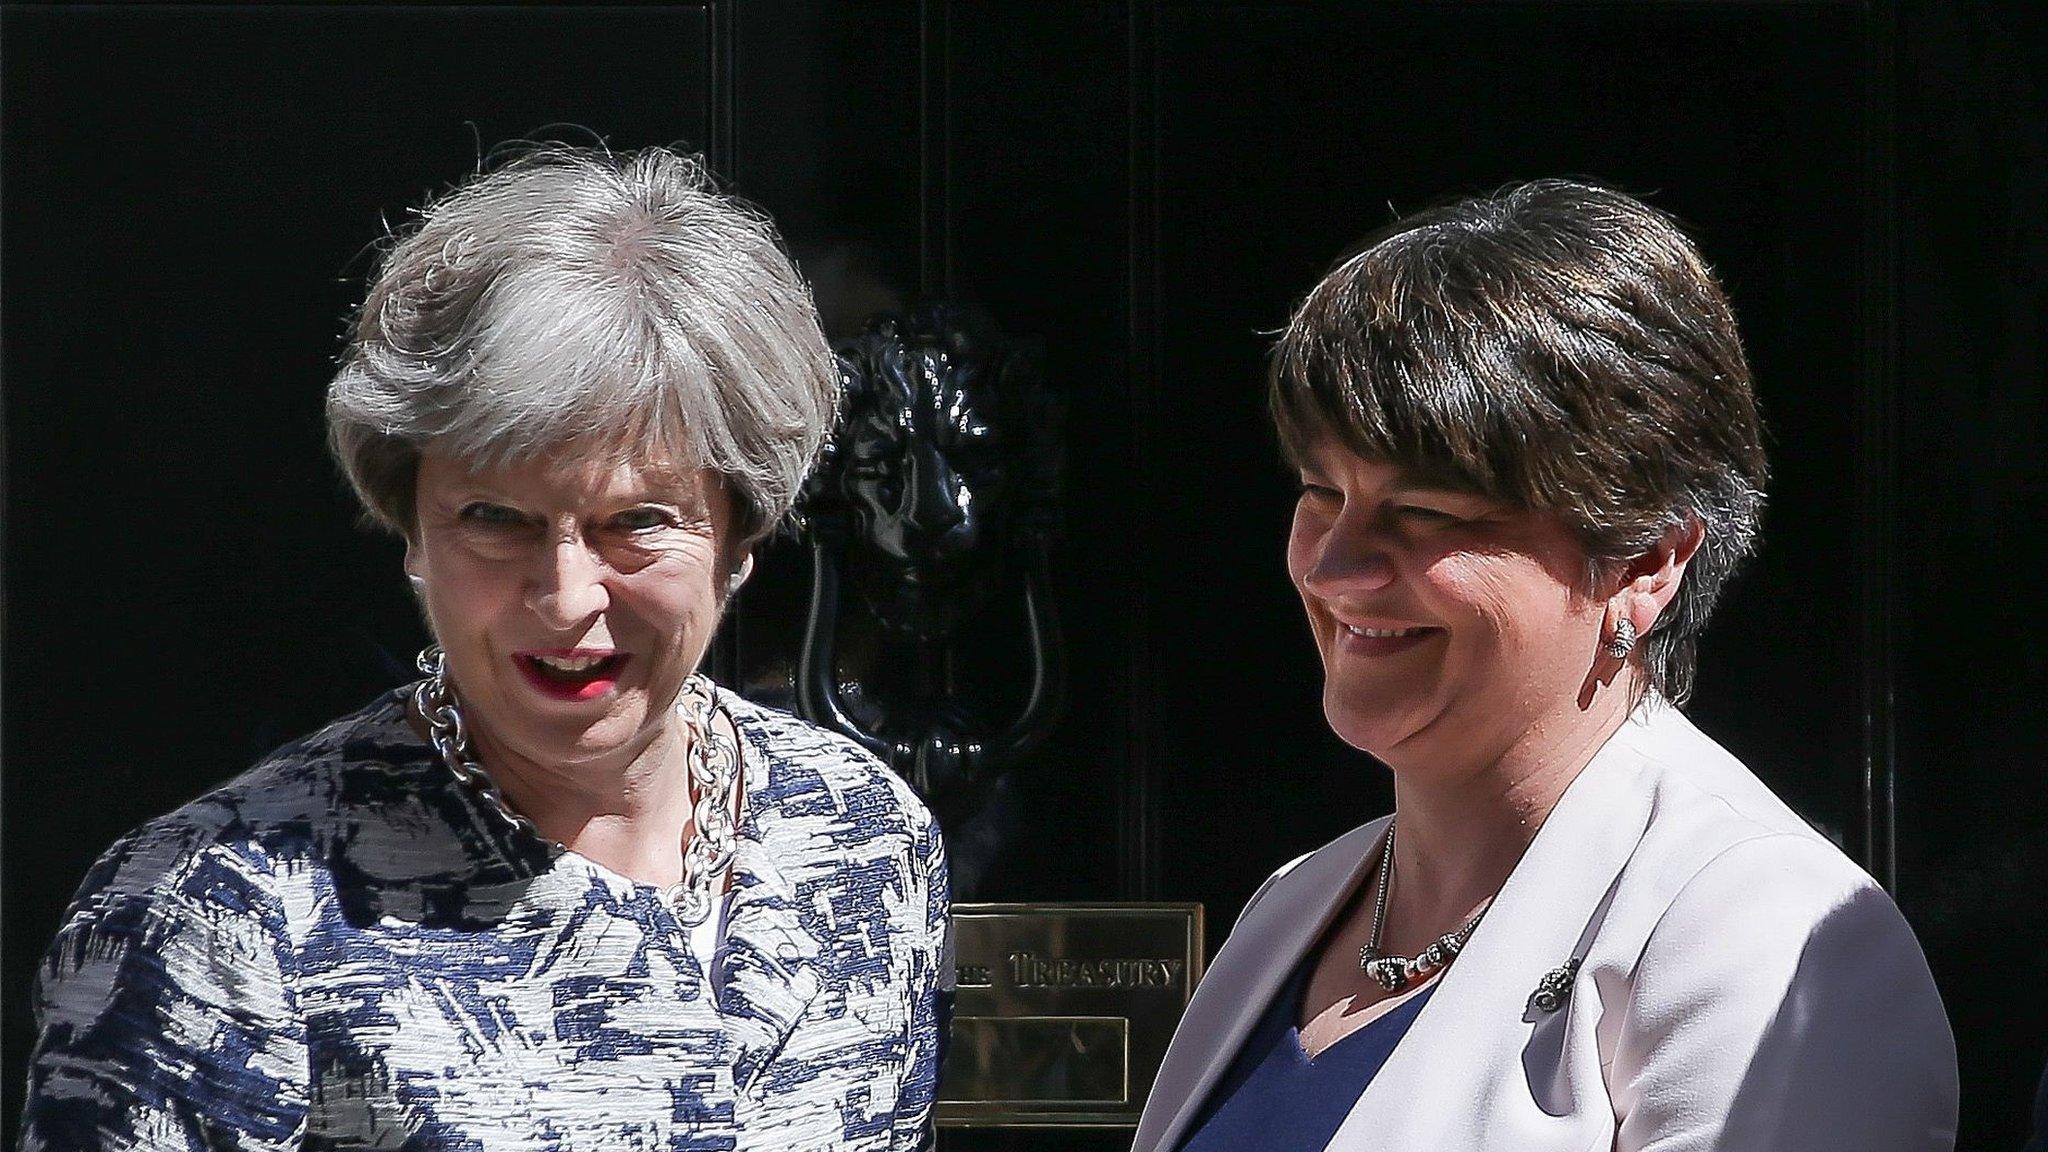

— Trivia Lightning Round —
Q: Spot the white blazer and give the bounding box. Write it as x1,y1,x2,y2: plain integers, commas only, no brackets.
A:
1133,699,1958,1152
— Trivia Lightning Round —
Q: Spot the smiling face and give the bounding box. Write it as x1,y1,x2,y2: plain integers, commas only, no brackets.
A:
406,447,738,779
1287,432,1609,775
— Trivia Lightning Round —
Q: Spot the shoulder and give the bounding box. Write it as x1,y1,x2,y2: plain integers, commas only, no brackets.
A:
57,692,440,932
26,702,400,1054
18,700,398,1147
1592,708,1956,1145
1604,841,1957,1148
1630,832,1913,985
1596,701,1924,983
1611,701,1884,933
1604,837,1956,1146
724,691,939,853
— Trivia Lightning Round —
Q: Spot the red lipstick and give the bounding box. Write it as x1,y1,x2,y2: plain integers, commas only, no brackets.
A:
513,650,628,701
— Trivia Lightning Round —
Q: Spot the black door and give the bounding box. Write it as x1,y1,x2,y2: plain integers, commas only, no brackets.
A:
6,4,2042,1147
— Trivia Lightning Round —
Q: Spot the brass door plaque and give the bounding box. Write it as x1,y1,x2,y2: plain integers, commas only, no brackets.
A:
938,902,1204,1128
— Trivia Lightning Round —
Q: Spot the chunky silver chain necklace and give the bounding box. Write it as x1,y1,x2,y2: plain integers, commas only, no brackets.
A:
411,645,742,926
1357,823,1490,992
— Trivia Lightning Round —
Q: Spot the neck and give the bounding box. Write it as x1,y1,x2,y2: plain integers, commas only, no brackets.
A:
465,714,699,890
1383,679,1643,926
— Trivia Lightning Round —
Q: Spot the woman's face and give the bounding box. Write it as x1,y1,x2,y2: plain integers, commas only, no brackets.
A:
407,447,738,776
1287,432,1607,773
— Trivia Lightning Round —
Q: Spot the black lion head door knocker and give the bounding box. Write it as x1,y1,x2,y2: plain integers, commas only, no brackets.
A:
795,304,1065,834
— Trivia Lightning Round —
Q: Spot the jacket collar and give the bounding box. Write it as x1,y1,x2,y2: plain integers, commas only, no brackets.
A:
713,701,827,1094
1329,707,1662,1145
1135,817,1389,1152
1137,698,1676,1152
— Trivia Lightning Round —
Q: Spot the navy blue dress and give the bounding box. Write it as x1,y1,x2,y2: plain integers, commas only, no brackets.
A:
1177,960,1433,1152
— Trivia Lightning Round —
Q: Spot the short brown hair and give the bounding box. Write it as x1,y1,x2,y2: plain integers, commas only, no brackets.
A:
1270,178,1768,704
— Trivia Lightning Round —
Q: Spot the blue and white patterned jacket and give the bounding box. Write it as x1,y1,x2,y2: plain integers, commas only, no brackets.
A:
22,688,950,1151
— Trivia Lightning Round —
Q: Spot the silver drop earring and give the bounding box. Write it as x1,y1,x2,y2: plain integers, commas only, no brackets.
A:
407,573,426,591
1605,616,1638,659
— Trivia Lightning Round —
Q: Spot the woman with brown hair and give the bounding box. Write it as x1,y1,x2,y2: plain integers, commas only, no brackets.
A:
1134,179,1956,1152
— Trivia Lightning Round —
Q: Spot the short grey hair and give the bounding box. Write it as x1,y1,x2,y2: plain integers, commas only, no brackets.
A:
1271,179,1769,705
326,145,837,545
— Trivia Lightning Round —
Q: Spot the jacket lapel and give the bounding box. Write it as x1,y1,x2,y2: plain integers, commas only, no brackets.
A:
1133,817,1392,1152
1325,709,1666,1149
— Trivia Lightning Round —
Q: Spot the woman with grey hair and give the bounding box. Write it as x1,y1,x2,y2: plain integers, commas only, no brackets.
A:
22,146,948,1150
1134,180,1957,1151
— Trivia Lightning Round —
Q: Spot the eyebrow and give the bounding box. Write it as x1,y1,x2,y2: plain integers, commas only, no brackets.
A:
1384,480,1474,498
1387,483,1500,508
1297,444,1498,505
1295,464,1481,501
439,479,708,512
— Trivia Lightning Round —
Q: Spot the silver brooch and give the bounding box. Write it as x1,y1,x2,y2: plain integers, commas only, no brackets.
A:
1527,957,1582,1015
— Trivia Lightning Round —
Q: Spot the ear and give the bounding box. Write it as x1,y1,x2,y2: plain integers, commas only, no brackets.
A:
1608,516,1705,638
724,552,756,598
403,539,426,589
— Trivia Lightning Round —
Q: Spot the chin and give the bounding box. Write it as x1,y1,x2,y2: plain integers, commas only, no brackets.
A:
518,703,659,767
1322,688,1433,761
584,707,669,754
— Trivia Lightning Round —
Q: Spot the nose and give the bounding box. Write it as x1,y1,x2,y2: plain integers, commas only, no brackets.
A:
1299,513,1398,600
525,533,610,628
